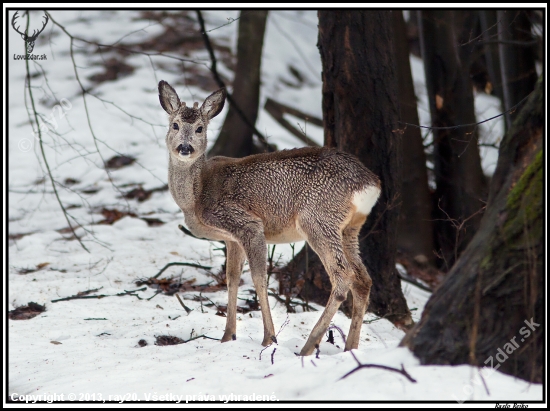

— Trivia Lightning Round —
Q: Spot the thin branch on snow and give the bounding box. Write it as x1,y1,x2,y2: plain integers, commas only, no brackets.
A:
51,287,147,303
152,261,213,279
340,350,417,383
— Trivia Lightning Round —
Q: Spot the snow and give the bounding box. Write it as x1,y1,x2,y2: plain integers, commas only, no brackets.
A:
7,9,541,404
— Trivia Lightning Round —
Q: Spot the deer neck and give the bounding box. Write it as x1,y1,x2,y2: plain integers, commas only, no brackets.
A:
168,154,205,213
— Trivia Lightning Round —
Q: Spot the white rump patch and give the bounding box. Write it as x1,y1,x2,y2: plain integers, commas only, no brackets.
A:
352,185,381,215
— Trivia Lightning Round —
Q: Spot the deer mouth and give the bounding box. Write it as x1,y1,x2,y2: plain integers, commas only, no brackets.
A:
176,143,195,157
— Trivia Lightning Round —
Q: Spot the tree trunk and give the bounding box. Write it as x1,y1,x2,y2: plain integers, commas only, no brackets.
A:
392,10,435,267
497,10,538,129
208,10,268,158
280,11,413,329
418,11,488,270
479,11,506,117
401,76,543,384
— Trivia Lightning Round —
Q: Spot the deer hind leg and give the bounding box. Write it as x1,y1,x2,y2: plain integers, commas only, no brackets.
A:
299,219,354,356
342,214,372,351
221,241,246,343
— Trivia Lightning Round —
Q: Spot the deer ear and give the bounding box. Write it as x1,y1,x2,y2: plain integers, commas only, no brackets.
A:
158,80,181,114
201,88,226,120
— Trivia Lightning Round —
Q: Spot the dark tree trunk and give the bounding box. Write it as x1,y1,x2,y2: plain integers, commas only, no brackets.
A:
479,11,506,116
392,11,435,267
401,77,543,384
418,11,488,270
404,10,421,58
497,10,538,129
280,11,413,329
208,10,268,158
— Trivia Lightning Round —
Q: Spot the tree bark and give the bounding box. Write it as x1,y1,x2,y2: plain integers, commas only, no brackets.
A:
401,77,543,383
208,10,268,158
497,10,538,129
280,11,413,329
418,11,488,269
392,10,435,267
479,11,506,115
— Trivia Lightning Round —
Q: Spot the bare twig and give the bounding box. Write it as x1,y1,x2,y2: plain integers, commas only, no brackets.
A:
398,91,532,131
435,199,487,263
152,261,213,279
196,10,272,152
23,13,90,253
276,315,290,338
51,287,147,303
397,272,433,293
360,192,400,242
260,315,289,361
203,11,252,33
340,350,417,383
69,36,130,209
183,334,220,343
175,293,193,314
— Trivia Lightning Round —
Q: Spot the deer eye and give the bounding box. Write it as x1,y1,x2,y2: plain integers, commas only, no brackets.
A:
172,123,179,130
195,126,203,134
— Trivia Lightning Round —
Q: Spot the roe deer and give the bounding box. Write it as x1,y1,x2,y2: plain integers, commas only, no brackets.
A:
159,81,381,355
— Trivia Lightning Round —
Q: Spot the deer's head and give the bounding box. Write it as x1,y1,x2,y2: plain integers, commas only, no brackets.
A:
159,81,225,163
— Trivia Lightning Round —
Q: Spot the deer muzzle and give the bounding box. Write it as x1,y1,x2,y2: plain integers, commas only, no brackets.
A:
177,143,194,156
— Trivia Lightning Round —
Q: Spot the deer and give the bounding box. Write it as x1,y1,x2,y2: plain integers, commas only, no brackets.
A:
158,81,381,356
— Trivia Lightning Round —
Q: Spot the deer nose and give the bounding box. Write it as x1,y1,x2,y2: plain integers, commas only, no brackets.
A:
177,143,194,156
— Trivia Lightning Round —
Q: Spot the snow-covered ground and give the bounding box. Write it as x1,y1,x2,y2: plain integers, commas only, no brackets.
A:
7,10,540,403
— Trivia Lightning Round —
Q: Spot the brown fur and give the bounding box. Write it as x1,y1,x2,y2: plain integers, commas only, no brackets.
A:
159,81,381,355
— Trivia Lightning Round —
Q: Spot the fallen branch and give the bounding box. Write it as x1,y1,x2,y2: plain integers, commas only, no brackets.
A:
184,334,220,343
51,287,147,303
397,271,433,293
155,334,220,346
340,350,417,383
152,261,213,279
175,293,193,314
